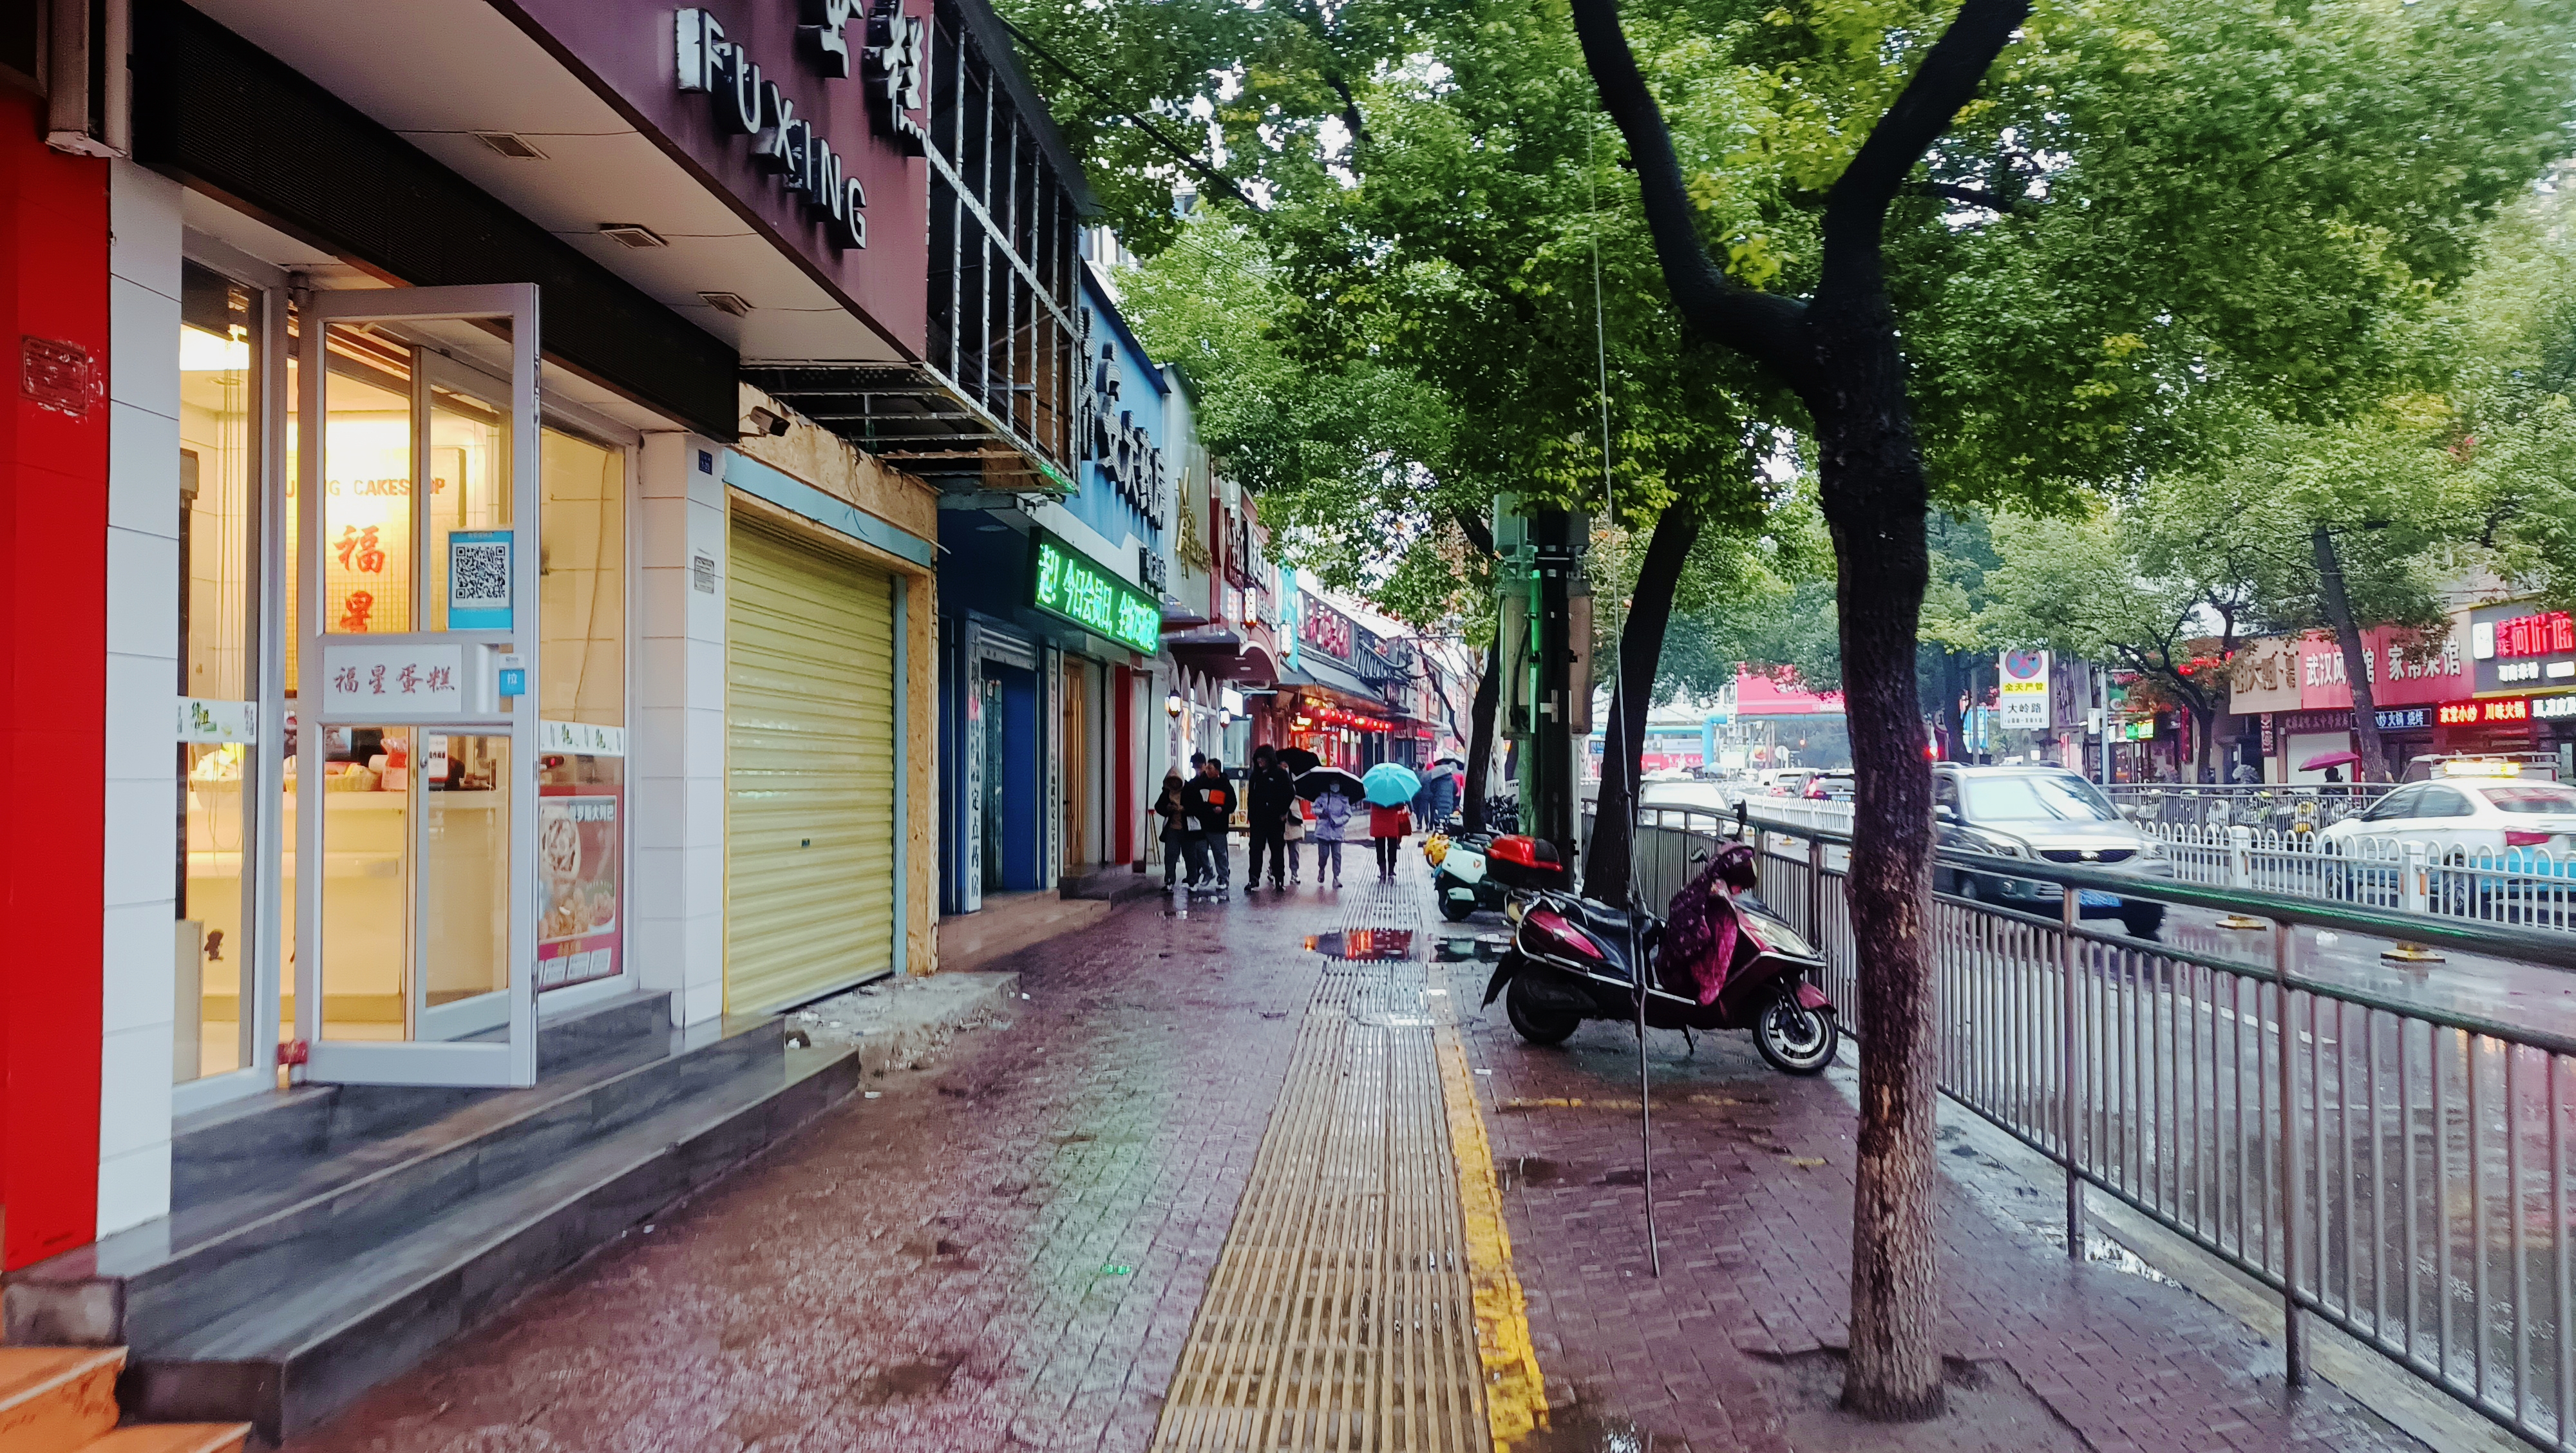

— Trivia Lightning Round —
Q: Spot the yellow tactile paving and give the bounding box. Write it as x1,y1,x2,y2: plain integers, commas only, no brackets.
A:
1152,933,1539,1452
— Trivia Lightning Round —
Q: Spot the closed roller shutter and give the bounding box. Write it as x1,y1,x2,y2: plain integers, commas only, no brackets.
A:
726,516,898,1012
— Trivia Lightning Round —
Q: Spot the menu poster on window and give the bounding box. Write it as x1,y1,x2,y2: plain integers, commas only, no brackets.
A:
536,788,620,991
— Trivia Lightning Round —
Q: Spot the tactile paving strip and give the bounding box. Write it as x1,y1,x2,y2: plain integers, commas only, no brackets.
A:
1150,921,1490,1452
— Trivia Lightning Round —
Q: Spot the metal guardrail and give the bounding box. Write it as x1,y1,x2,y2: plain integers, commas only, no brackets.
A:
2109,783,2394,834
2143,822,2576,934
1596,801,2576,1449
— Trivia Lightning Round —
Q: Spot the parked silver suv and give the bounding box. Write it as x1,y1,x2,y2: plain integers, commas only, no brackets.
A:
1931,765,2175,936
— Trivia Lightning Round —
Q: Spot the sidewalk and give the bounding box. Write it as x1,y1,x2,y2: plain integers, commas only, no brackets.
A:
1457,976,2436,1453
278,856,2444,1452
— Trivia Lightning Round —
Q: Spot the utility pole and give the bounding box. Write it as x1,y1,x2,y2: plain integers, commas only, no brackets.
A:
2311,525,2389,783
1493,496,1589,863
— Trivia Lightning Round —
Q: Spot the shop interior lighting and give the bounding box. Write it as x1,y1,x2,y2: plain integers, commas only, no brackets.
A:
598,223,670,249
471,131,549,160
698,291,753,318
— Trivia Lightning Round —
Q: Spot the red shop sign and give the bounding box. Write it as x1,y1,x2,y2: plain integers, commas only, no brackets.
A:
2496,611,2576,660
2439,697,2531,726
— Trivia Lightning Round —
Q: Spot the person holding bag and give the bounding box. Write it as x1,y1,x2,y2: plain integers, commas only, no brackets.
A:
1368,800,1411,881
1282,794,1308,886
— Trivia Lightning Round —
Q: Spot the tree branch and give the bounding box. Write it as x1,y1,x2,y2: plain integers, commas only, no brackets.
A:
1567,0,1806,370
1818,0,2029,301
1454,508,1496,559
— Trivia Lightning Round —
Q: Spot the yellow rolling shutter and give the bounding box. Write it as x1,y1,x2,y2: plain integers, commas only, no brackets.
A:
725,516,898,1012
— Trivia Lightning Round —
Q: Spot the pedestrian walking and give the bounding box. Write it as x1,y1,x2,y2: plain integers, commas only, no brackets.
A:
1153,772,1200,890
1368,800,1411,880
1282,795,1307,884
1309,782,1353,888
1244,746,1296,893
1188,757,1236,890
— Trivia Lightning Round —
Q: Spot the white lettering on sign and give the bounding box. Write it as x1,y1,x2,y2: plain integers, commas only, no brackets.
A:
676,10,868,249
864,0,932,153
322,643,471,723
1077,305,1169,521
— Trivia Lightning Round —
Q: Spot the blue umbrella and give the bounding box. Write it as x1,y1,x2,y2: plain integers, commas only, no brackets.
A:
1362,762,1422,808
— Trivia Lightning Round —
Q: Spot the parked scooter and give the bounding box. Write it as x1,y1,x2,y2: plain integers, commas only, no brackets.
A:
1481,847,1840,1075
1423,831,1568,921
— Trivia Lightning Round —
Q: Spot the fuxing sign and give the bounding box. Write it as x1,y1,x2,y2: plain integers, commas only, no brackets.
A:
676,8,906,249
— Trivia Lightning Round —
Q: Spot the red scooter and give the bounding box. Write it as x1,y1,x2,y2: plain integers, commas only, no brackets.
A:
1481,851,1840,1076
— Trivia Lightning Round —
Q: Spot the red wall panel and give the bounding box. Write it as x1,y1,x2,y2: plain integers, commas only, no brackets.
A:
0,89,111,1271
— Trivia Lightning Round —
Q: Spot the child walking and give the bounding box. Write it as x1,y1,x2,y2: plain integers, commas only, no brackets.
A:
1309,782,1353,888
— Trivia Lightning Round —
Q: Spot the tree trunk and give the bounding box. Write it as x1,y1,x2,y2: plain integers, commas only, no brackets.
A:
1568,0,2027,1423
1811,313,1946,1425
1464,641,1501,829
1582,504,1703,906
2190,703,2215,783
2311,526,2388,782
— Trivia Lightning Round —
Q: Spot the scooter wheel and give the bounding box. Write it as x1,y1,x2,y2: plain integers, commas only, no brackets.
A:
1439,893,1477,922
1506,973,1580,1047
1755,991,1838,1076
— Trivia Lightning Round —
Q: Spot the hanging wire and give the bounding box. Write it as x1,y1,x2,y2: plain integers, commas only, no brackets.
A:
1590,113,1658,1279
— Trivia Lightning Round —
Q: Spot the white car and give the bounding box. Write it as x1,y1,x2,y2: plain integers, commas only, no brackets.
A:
2318,775,2576,864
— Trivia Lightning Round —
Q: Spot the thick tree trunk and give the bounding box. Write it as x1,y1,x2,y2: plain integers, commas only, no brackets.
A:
2311,526,2389,782
1464,641,1501,829
1582,504,1703,907
1811,313,1946,1424
1569,0,2027,1424
2191,703,2215,783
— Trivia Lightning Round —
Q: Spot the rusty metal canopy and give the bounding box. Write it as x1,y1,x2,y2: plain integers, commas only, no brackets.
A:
746,363,1075,496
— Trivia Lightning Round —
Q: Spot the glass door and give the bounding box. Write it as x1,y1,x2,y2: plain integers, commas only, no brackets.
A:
296,285,540,1087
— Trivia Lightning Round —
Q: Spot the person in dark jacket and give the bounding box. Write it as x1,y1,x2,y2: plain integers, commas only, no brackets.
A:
1186,757,1236,889
1243,746,1298,892
1154,772,1200,889
1410,762,1460,828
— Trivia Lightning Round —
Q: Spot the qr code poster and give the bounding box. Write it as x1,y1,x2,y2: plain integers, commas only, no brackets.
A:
448,529,514,629
536,788,620,991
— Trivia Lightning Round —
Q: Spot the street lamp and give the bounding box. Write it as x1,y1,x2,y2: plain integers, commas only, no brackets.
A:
1164,691,1184,718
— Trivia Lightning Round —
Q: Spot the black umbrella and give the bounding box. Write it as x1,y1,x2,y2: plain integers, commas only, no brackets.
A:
1277,746,1320,775
1294,767,1365,801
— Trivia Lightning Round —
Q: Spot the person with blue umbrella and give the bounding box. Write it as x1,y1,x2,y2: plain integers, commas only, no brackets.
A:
1361,762,1421,880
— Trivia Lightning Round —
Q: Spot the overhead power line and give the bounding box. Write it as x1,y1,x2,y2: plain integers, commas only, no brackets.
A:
992,17,1265,213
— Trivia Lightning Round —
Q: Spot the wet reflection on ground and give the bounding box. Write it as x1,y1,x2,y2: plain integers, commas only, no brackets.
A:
1303,929,1416,960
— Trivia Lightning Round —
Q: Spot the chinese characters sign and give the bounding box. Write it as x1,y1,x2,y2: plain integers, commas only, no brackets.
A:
321,643,469,722
1997,649,2050,730
2487,611,2574,660
1030,529,1161,654
1300,598,1354,661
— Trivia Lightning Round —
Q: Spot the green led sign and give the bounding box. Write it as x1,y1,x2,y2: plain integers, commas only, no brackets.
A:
1030,528,1162,654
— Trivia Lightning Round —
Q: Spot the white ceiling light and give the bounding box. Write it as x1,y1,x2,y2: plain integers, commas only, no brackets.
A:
598,223,669,249
699,291,753,317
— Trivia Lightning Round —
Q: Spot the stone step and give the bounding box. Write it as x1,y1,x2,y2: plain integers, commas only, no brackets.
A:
8,1002,772,1361
116,1030,869,1444
0,1347,121,1453
0,1347,247,1453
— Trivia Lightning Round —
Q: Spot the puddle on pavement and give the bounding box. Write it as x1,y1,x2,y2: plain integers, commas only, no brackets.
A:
1514,1401,1654,1452
1305,929,1416,960
1434,933,1512,962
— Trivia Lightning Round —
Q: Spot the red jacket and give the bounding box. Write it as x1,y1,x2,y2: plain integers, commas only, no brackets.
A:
1368,804,1411,839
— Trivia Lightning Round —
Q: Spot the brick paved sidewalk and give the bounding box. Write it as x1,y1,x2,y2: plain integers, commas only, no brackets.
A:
1456,992,2436,1453
284,872,1408,1453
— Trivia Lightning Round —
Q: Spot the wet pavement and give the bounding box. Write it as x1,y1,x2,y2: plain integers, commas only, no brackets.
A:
282,851,2452,1452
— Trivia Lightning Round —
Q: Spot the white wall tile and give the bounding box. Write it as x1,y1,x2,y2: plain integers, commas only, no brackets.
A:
108,276,180,421
683,705,726,779
107,403,181,540
97,1022,175,1161
96,1143,173,1241
637,564,692,645
682,843,724,916
685,636,725,706
108,161,182,296
679,974,723,1027
631,777,686,851
683,775,724,850
103,777,178,910
100,901,178,1038
106,529,180,660
629,705,685,780
102,652,175,786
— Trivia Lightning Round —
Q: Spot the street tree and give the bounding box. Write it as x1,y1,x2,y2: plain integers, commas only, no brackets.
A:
1572,0,2576,1418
